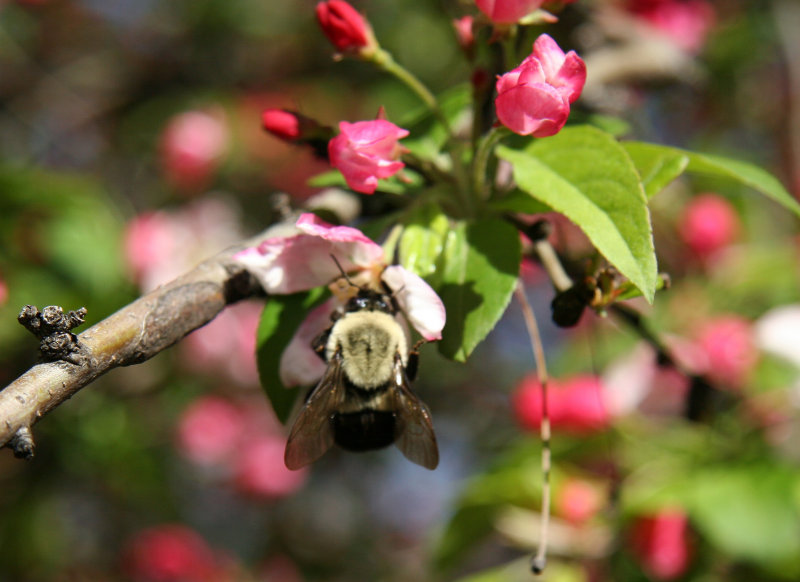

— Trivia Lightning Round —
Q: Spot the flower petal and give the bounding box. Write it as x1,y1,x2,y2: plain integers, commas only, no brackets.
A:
381,265,446,341
279,298,334,386
234,213,385,294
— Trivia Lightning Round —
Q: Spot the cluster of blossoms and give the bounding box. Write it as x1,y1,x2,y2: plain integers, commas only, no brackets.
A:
176,395,308,499
261,0,586,194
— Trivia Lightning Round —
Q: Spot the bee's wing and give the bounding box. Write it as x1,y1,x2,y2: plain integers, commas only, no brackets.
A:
391,354,439,470
284,350,345,470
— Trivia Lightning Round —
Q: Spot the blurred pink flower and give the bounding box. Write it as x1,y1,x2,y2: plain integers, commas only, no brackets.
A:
627,0,715,53
475,0,544,24
631,509,693,580
555,477,605,526
453,16,475,54
234,435,308,498
695,315,758,388
495,34,586,137
124,198,244,292
122,525,224,582
0,277,8,305
176,396,246,466
328,119,409,194
160,110,229,193
678,193,740,260
512,374,610,434
181,300,262,387
315,0,376,54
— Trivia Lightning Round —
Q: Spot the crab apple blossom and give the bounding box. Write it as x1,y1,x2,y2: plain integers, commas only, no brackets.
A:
678,193,740,259
512,374,610,434
122,525,225,582
315,0,376,54
475,0,545,24
176,396,245,466
233,213,446,386
627,0,716,54
328,119,409,194
495,34,586,137
160,110,229,193
555,477,605,526
234,435,308,499
631,509,693,580
695,315,758,388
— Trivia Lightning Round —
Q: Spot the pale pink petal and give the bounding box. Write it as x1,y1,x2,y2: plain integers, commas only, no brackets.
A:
381,265,446,341
234,214,385,294
279,298,335,386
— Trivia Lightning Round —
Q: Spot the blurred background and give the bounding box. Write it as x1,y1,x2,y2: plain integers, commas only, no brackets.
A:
1,0,799,580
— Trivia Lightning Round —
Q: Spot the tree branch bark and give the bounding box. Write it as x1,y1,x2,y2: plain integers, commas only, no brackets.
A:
0,231,269,457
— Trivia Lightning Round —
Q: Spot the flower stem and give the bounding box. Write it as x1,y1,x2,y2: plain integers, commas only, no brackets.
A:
472,124,510,200
372,49,453,137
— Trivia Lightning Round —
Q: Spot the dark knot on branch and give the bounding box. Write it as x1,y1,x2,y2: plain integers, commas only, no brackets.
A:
18,305,88,364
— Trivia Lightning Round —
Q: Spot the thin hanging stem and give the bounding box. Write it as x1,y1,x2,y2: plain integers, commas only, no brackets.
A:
371,48,453,138
514,281,551,576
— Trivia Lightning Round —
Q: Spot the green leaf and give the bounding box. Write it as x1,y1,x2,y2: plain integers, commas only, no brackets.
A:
687,466,800,574
256,288,327,424
398,202,450,279
436,218,520,362
497,126,657,302
622,142,689,199
623,141,800,217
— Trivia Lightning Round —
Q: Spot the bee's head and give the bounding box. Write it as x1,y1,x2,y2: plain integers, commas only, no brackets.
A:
345,288,393,314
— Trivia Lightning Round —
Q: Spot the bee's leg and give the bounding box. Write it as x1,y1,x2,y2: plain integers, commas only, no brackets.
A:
405,339,426,382
311,328,332,362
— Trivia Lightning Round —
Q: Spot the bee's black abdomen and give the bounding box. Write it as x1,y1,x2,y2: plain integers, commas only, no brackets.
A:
332,410,396,451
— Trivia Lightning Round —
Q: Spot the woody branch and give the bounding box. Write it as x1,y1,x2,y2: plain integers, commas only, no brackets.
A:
0,232,269,458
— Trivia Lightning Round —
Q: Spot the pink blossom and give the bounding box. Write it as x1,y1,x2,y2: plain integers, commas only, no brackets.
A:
453,16,475,54
160,110,229,193
475,0,544,24
328,119,409,194
495,34,586,137
0,277,8,305
315,0,375,54
627,0,715,54
556,478,605,526
695,315,758,388
678,193,740,259
122,525,223,582
181,300,262,387
234,213,445,341
234,435,307,498
512,374,610,434
176,396,246,466
234,213,446,387
631,509,693,580
124,198,244,293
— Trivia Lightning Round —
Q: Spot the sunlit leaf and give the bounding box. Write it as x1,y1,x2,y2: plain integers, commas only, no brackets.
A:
497,126,657,302
436,218,520,362
256,288,327,424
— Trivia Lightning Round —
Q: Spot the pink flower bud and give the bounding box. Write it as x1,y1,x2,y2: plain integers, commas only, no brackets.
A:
160,110,229,193
678,193,740,259
176,396,245,466
328,119,409,194
512,374,610,434
122,525,222,582
495,34,586,137
627,0,715,54
631,509,693,580
453,16,475,55
556,478,605,525
234,436,307,499
315,0,375,53
695,315,758,388
475,0,545,24
261,109,303,141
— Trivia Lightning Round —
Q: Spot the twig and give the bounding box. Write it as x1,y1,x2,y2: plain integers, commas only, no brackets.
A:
0,230,272,457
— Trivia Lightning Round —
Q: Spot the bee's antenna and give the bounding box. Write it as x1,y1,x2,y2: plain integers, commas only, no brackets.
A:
514,281,551,576
330,254,358,288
